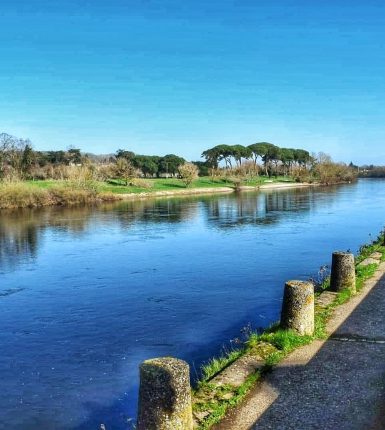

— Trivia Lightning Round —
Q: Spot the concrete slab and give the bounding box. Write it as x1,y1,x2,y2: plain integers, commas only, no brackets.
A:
359,257,379,267
370,252,382,260
210,354,264,388
316,291,337,308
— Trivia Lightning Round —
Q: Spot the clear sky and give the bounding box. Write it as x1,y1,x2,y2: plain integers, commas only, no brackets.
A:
1,0,384,164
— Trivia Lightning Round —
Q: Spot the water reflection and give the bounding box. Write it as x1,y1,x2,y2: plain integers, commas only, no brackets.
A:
0,207,89,271
0,187,338,272
203,186,341,229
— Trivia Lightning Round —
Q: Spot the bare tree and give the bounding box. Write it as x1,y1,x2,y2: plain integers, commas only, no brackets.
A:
178,162,199,187
113,158,140,185
0,133,31,179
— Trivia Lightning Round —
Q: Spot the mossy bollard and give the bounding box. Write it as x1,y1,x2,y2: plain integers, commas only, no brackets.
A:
330,251,356,293
281,280,314,335
137,357,193,430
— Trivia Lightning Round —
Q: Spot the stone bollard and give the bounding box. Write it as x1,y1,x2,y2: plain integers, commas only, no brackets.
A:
330,251,356,293
281,280,314,335
137,357,193,430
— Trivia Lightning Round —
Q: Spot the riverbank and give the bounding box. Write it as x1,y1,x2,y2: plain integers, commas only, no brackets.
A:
0,177,313,209
115,181,315,200
213,255,385,430
192,234,385,429
0,181,119,209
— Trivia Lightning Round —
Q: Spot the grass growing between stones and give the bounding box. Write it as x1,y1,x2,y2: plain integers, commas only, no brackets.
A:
193,373,261,430
193,234,385,430
198,350,243,385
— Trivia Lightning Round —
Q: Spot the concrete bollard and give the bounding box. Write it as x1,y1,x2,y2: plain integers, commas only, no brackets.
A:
330,251,356,293
281,280,314,335
137,357,193,430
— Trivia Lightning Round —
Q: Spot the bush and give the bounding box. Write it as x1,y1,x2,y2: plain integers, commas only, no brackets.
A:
0,180,119,209
112,158,141,185
178,162,199,187
0,182,49,208
231,161,259,178
291,166,314,183
314,161,357,185
130,178,153,189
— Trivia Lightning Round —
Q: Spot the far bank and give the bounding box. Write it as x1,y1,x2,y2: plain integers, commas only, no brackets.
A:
0,176,316,209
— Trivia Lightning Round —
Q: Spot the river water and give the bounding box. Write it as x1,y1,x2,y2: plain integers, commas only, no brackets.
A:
1,179,384,429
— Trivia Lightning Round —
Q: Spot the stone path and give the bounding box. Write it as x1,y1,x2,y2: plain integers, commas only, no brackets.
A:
214,261,385,430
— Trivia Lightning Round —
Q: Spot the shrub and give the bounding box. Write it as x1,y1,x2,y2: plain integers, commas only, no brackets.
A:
314,160,357,185
231,161,259,178
178,162,199,187
0,180,119,209
112,158,141,185
130,178,153,189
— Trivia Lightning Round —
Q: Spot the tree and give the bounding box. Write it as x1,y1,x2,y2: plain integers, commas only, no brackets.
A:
217,145,234,168
67,147,82,165
201,147,221,169
114,158,138,185
178,162,199,187
0,132,30,179
45,150,67,165
132,155,159,177
21,144,36,178
294,149,311,167
279,148,295,176
261,143,280,176
159,154,185,176
229,145,251,166
313,154,357,185
115,149,135,161
192,161,210,176
247,142,278,175
248,142,269,170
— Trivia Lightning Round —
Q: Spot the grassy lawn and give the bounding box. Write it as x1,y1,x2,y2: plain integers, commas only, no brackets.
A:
100,177,233,194
25,176,294,195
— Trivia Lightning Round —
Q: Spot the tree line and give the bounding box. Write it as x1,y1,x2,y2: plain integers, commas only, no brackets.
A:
0,133,84,179
201,142,312,176
0,132,190,180
0,132,357,186
358,165,385,178
0,132,312,180
115,150,185,177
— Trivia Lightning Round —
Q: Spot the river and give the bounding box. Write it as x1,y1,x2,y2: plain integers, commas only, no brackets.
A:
1,179,384,429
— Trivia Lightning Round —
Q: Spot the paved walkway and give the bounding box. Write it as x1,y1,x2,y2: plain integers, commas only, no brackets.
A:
214,263,385,430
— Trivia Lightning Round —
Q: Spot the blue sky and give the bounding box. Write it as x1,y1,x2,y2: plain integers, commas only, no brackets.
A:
1,0,384,164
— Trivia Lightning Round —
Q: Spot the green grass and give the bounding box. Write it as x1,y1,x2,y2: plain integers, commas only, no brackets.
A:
100,177,233,193
356,235,385,264
195,372,261,430
25,179,60,189
193,234,385,430
199,350,243,384
25,175,294,195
